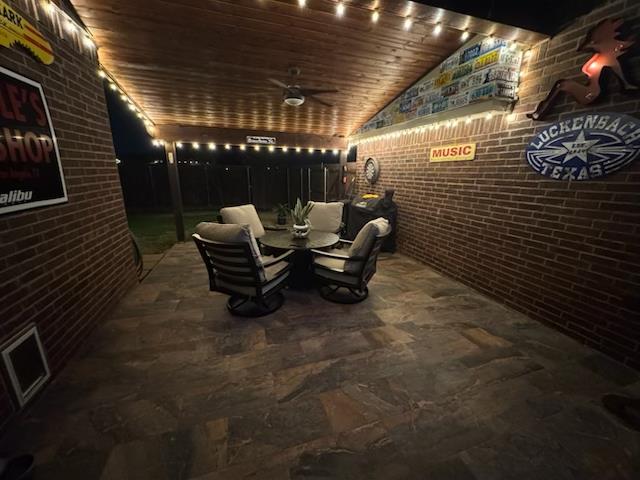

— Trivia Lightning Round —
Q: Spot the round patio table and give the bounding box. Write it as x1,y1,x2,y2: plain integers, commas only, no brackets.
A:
261,230,339,289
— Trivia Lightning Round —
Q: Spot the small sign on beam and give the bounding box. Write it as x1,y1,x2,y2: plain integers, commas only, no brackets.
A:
429,143,476,162
246,136,276,145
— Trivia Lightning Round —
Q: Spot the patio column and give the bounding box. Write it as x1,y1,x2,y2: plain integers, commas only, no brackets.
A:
166,142,185,242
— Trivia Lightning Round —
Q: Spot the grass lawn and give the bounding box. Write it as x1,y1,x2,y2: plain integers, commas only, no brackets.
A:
128,210,219,255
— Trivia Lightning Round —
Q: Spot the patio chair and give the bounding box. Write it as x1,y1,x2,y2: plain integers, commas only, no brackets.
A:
307,201,345,235
311,217,391,303
220,204,266,239
193,222,293,317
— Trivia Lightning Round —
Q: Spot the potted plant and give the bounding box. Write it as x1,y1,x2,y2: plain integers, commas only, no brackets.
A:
275,203,288,225
290,198,313,238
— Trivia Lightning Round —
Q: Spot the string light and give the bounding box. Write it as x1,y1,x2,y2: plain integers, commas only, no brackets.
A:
336,2,345,17
371,10,379,23
239,144,246,150
176,142,183,149
321,148,326,154
282,146,288,151
225,144,231,150
350,110,513,146
308,147,314,153
298,0,306,7
333,149,339,155
208,142,216,150
254,145,260,151
192,142,200,149
296,147,302,153
98,70,106,78
268,145,275,152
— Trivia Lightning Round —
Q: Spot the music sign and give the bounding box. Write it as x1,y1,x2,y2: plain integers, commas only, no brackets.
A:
430,143,477,162
0,66,66,215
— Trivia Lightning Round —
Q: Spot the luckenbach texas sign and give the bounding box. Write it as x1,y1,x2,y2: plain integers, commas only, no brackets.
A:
525,112,640,181
0,66,66,214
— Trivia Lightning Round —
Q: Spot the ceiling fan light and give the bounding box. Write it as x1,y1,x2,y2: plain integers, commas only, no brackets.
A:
284,95,305,106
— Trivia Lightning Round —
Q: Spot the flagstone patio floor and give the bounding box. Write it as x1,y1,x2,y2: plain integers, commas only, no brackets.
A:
2,242,639,479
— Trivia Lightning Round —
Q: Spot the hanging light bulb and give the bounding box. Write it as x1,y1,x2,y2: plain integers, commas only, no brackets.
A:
97,69,106,78
433,23,442,36
268,145,275,152
298,0,306,7
296,147,302,153
282,146,288,151
371,9,379,23
404,17,413,31
321,148,327,154
333,149,339,155
336,2,345,17
239,144,246,151
461,29,469,41
176,142,183,149
308,147,314,153
109,83,117,91
254,145,260,151
224,144,231,150
208,142,216,150
192,142,200,149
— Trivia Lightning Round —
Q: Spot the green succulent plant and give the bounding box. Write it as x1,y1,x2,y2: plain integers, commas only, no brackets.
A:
275,203,289,217
291,198,313,226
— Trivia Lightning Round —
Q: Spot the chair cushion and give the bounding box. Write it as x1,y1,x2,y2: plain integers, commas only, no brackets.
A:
314,253,346,272
345,217,390,274
220,204,266,238
307,202,344,233
195,222,263,265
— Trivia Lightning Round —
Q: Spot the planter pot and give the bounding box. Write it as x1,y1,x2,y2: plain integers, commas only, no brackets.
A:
276,214,287,225
292,223,310,239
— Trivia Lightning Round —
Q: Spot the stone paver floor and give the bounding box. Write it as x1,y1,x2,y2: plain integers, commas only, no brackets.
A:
2,242,639,479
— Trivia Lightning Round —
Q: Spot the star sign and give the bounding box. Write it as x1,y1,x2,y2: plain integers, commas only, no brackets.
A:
560,130,599,164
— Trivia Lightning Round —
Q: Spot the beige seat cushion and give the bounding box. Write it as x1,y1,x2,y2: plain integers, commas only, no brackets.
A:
220,204,266,238
314,254,346,272
307,201,344,233
345,217,390,274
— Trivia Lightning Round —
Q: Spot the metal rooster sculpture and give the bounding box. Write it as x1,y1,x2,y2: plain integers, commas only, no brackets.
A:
528,18,637,120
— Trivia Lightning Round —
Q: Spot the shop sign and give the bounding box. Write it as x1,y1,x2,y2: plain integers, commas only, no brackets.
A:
0,66,66,214
430,143,476,162
0,1,54,65
246,136,276,145
525,112,640,180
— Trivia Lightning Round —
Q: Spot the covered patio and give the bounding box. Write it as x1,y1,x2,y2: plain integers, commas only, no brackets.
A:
1,0,640,478
3,243,639,479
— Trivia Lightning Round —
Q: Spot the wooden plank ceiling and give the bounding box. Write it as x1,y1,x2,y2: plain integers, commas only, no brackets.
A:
71,0,546,139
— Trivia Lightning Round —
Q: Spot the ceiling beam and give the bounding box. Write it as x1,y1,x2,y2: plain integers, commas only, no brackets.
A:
154,125,348,149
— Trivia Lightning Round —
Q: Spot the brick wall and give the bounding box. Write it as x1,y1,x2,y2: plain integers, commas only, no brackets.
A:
0,1,137,428
356,0,640,368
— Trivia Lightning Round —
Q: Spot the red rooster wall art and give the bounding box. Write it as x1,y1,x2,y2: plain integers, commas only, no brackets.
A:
528,18,637,120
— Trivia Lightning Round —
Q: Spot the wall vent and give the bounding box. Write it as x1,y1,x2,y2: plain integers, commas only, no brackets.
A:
1,326,50,408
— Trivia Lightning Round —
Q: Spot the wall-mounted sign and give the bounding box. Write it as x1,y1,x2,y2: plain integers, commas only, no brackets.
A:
525,112,640,180
246,136,276,145
0,1,54,65
0,66,66,214
359,36,521,133
430,143,477,162
528,19,636,120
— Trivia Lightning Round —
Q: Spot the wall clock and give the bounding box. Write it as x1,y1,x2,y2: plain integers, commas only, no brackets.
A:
364,157,380,185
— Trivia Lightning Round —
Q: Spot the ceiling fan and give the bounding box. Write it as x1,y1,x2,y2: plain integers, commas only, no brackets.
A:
268,67,338,107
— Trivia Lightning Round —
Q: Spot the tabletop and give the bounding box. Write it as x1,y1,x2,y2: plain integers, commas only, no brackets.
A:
260,230,339,251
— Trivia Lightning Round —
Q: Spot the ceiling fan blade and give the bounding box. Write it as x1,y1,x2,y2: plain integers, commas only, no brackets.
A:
307,95,334,108
268,78,289,89
300,88,338,96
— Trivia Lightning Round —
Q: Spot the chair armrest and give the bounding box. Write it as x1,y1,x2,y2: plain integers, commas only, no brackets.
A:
338,238,353,245
262,249,295,267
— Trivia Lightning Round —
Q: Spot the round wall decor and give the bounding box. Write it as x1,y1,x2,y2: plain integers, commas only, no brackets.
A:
364,157,380,185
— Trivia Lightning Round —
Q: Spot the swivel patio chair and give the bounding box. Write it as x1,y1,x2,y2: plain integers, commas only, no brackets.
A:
311,217,391,303
307,201,345,235
193,222,293,317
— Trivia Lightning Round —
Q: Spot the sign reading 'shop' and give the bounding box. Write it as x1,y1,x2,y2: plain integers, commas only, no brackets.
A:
525,112,640,181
